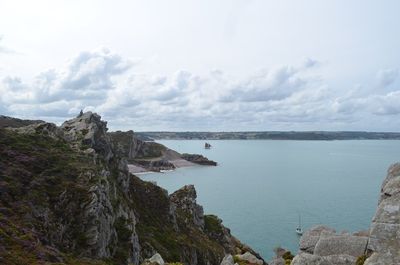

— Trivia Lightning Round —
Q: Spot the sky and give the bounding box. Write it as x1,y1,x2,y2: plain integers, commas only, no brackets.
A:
0,0,400,131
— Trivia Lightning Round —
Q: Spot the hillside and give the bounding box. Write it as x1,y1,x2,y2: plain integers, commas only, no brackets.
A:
0,112,261,265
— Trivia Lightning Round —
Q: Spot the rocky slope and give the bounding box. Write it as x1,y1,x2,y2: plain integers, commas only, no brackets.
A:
0,112,261,265
108,130,217,173
289,163,400,265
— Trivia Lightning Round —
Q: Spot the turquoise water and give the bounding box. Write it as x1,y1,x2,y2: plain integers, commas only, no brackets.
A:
140,140,400,260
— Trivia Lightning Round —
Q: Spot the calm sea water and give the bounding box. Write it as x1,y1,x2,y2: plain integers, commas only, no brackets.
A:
140,140,400,260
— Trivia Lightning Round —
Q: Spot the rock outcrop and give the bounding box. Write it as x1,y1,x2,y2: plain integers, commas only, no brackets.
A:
364,163,400,264
0,112,261,265
180,153,218,166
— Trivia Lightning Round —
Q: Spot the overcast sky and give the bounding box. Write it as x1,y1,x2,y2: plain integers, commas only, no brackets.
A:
1,0,400,131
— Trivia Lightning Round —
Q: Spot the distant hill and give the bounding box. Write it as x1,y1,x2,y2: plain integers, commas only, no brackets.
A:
0,115,44,128
136,131,400,140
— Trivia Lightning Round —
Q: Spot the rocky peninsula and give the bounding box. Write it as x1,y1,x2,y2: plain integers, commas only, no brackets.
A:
108,130,217,173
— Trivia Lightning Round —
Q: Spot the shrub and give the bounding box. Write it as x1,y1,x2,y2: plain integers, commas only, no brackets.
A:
356,255,367,265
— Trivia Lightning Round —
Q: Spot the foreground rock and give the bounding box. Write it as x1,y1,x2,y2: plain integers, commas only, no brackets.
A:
292,163,400,264
235,252,264,265
365,163,400,264
0,112,260,265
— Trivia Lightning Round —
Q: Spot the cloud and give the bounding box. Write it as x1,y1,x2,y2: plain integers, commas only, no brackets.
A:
0,48,131,118
376,68,398,88
220,66,310,102
1,48,400,131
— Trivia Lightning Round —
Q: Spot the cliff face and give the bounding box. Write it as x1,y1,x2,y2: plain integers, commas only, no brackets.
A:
290,163,400,265
0,112,261,265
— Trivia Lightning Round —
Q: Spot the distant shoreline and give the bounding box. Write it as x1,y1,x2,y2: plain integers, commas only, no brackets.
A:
135,131,400,141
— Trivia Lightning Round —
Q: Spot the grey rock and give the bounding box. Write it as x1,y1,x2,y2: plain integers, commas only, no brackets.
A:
220,254,234,265
169,185,205,229
291,252,325,265
313,234,368,257
269,257,285,265
291,252,356,265
364,252,400,265
323,254,356,265
299,225,336,253
235,252,263,265
61,111,113,161
148,253,164,265
365,162,400,264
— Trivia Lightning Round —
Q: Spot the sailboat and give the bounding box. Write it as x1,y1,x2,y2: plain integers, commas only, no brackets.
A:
296,214,303,235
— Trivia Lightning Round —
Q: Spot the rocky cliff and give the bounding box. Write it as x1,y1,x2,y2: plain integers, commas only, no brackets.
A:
0,112,261,265
289,163,400,265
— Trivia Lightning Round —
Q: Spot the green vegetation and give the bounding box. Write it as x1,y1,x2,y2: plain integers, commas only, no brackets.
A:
0,129,109,264
233,255,247,265
356,254,368,265
204,215,223,234
282,251,294,264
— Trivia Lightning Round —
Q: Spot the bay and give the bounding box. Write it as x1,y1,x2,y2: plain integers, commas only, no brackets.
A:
140,140,400,260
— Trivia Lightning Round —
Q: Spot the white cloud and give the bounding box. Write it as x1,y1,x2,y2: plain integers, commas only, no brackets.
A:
1,48,400,131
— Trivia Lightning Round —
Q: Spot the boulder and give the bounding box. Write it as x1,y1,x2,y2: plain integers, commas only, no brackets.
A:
313,234,368,257
299,225,336,253
148,253,164,265
235,252,263,265
291,252,324,265
220,254,234,265
291,252,356,265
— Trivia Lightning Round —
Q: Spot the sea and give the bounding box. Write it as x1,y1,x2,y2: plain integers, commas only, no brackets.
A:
140,140,400,260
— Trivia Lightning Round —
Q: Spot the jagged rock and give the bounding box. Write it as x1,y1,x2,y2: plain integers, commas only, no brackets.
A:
365,162,400,264
313,234,368,257
299,225,336,253
235,252,263,265
61,111,113,161
169,185,205,229
220,254,234,265
147,253,165,265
